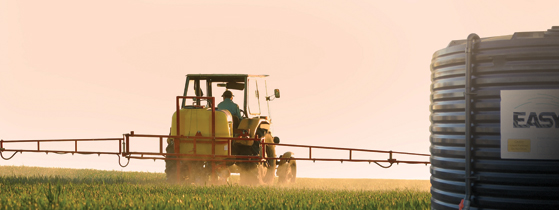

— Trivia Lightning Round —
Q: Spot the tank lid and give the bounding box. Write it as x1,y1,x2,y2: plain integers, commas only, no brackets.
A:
544,26,559,37
446,26,558,47
447,35,513,47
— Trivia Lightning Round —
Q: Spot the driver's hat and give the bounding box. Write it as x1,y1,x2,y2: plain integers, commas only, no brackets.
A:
222,90,234,97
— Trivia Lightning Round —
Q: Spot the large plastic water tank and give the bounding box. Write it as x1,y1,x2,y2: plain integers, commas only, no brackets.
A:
430,26,559,210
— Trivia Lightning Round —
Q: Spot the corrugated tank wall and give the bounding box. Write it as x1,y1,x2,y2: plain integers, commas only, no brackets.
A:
430,26,559,210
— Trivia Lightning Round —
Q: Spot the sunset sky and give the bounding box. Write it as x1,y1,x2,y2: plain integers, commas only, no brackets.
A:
1,0,558,179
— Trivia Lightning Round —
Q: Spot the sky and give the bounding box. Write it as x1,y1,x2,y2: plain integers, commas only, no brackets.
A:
1,0,558,180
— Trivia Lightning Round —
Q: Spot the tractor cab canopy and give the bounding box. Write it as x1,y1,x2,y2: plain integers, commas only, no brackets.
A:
182,74,278,119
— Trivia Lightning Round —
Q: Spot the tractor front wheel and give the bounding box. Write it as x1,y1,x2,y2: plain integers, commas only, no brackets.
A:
277,151,297,184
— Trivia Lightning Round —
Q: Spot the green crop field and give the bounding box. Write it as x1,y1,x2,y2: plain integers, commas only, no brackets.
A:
0,166,430,209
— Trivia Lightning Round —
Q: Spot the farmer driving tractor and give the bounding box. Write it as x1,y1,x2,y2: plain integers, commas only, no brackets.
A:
217,90,243,128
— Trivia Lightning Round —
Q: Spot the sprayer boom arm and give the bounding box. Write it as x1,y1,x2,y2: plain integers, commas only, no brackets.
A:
1,132,430,168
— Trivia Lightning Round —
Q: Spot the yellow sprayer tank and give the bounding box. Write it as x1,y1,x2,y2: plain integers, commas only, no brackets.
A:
170,108,232,159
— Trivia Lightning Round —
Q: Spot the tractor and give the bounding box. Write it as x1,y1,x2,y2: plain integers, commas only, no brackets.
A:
0,74,429,186
164,74,296,185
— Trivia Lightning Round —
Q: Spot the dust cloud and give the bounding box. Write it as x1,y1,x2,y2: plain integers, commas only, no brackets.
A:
225,175,430,192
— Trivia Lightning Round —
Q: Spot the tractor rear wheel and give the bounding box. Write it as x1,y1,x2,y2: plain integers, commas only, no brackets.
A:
237,128,267,185
262,141,277,184
165,140,177,182
165,140,190,183
238,162,264,185
187,161,209,185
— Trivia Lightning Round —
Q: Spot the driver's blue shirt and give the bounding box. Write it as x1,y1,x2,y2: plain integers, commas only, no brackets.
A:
217,98,243,120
